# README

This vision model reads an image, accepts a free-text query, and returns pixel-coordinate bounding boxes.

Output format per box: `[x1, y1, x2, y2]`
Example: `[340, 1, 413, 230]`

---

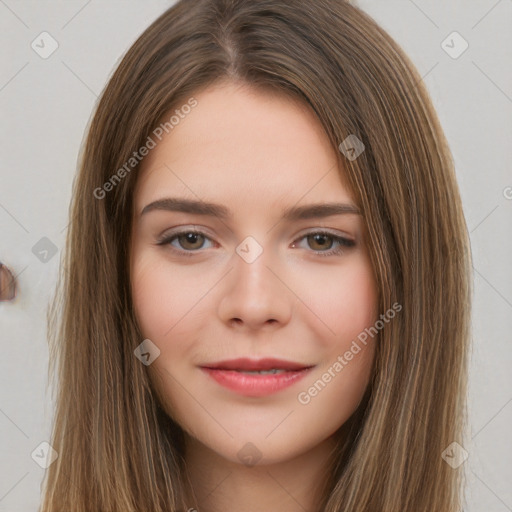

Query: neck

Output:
[182, 433, 339, 512]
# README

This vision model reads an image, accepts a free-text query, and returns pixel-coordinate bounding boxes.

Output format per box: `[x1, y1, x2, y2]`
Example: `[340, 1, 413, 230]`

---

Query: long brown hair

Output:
[41, 0, 472, 510]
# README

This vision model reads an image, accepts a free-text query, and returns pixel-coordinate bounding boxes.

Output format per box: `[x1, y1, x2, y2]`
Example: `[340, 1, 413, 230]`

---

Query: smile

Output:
[199, 358, 314, 397]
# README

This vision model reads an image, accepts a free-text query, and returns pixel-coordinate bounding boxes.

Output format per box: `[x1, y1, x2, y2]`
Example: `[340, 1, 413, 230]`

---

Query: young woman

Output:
[41, 1, 472, 511]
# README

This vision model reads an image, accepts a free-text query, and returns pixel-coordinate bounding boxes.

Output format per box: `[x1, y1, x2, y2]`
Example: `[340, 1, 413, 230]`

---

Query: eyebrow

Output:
[140, 197, 361, 220]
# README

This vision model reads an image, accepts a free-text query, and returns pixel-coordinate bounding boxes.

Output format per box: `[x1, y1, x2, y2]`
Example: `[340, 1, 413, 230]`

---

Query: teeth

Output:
[237, 369, 287, 375]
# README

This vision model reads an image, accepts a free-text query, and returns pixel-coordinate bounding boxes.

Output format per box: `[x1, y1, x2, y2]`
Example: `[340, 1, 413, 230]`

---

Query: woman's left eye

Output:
[156, 230, 355, 257]
[292, 232, 356, 256]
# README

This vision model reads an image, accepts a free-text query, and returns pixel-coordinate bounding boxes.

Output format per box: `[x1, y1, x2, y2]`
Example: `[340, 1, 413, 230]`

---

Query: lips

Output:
[200, 357, 313, 372]
[199, 358, 314, 397]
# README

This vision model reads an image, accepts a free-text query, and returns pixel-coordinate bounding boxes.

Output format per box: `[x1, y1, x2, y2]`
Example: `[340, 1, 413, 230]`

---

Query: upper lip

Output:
[200, 358, 313, 371]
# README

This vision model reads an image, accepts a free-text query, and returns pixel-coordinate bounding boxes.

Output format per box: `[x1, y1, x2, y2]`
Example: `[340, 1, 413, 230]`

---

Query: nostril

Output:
[0, 263, 16, 302]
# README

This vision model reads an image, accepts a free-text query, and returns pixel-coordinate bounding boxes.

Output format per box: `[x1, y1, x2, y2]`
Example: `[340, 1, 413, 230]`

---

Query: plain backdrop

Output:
[0, 1, 511, 510]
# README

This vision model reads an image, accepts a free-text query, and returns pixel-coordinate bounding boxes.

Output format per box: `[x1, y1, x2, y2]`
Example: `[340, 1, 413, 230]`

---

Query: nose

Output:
[217, 243, 293, 331]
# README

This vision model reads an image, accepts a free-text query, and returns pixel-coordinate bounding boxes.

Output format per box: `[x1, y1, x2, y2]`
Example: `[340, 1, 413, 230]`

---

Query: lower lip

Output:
[200, 367, 313, 397]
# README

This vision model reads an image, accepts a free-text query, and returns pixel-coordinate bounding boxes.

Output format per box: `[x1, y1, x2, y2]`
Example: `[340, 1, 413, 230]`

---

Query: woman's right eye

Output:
[156, 230, 215, 255]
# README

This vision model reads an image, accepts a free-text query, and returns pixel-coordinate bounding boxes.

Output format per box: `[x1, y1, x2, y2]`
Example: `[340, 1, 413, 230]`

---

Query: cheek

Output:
[338, 265, 378, 338]
[296, 258, 378, 396]
[130, 251, 213, 384]
[130, 254, 200, 413]
[131, 253, 196, 340]
[131, 258, 168, 337]
[298, 257, 378, 347]
[293, 268, 377, 433]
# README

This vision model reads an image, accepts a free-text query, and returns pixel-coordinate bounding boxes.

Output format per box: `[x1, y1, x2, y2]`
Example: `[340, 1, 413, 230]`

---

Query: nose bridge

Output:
[233, 234, 278, 302]
[236, 239, 272, 292]
[217, 234, 292, 328]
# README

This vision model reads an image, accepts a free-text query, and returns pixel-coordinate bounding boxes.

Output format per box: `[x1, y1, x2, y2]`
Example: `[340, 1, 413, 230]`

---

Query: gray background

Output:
[0, 1, 511, 510]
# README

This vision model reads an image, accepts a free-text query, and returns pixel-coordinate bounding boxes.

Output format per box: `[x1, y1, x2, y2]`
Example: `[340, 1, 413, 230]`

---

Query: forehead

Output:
[133, 81, 355, 210]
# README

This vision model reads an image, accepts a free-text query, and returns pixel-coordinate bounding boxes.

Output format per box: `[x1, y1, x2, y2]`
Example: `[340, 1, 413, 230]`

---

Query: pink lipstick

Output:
[200, 357, 314, 397]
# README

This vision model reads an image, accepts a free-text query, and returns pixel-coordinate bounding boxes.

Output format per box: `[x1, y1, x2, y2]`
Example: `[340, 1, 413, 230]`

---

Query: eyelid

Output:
[157, 225, 215, 241]
[294, 226, 355, 242]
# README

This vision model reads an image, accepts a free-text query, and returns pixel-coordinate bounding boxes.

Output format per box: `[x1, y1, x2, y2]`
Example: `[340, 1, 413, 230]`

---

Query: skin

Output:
[130, 80, 378, 512]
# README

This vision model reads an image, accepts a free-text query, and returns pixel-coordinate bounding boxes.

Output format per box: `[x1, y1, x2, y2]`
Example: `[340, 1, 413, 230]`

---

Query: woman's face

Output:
[130, 80, 378, 465]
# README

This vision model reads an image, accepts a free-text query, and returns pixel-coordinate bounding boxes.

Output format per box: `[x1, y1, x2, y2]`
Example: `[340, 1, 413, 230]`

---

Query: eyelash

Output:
[155, 229, 355, 258]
